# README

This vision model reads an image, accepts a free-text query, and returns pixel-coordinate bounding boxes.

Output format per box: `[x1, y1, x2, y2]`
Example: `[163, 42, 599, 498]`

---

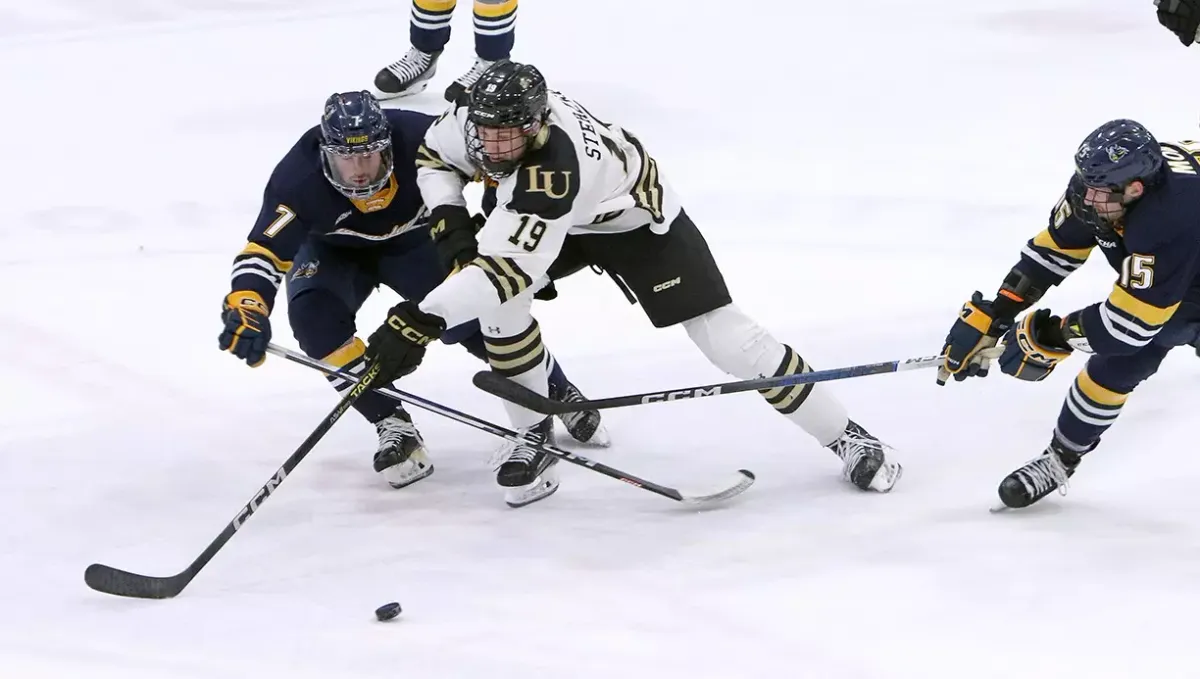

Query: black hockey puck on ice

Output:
[375, 602, 402, 621]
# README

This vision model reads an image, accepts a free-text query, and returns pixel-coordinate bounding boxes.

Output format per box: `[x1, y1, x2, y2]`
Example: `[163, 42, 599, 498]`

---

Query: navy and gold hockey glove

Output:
[365, 300, 446, 383]
[997, 309, 1073, 382]
[428, 205, 479, 274]
[1157, 0, 1200, 46]
[219, 291, 272, 367]
[937, 292, 1013, 385]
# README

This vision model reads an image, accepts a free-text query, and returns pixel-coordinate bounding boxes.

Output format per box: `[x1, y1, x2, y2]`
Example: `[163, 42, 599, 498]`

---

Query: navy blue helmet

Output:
[319, 91, 394, 199]
[1067, 119, 1164, 230]
[1073, 119, 1163, 189]
[466, 61, 549, 178]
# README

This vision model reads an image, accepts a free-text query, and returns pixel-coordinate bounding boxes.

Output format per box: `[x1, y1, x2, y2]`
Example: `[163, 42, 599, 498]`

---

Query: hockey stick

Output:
[267, 344, 755, 507]
[473, 348, 1005, 415]
[83, 361, 384, 600]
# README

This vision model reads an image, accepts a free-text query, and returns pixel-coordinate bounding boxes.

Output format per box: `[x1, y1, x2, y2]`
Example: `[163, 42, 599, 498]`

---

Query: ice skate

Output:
[443, 56, 498, 102]
[997, 438, 1085, 509]
[494, 416, 559, 508]
[373, 47, 441, 100]
[549, 379, 610, 447]
[372, 408, 434, 488]
[826, 420, 902, 492]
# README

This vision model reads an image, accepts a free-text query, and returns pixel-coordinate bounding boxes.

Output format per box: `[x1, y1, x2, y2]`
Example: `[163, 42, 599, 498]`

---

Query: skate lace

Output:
[455, 58, 494, 87]
[1022, 453, 1072, 497]
[385, 48, 433, 81]
[488, 428, 544, 470]
[377, 416, 419, 450]
[829, 430, 887, 481]
[555, 384, 589, 429]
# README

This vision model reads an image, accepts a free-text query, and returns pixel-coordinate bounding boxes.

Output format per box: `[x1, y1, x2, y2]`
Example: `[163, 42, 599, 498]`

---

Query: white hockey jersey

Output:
[414, 90, 682, 328]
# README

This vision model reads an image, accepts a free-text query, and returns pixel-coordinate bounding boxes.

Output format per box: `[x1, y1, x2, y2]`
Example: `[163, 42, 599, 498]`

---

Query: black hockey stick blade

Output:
[84, 563, 192, 600]
[472, 371, 572, 414]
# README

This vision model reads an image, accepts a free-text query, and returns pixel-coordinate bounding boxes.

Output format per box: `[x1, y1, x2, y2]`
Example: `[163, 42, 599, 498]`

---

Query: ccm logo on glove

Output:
[386, 315, 436, 346]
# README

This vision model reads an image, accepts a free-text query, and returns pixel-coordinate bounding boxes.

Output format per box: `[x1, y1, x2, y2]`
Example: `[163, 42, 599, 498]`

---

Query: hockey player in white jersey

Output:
[362, 61, 903, 507]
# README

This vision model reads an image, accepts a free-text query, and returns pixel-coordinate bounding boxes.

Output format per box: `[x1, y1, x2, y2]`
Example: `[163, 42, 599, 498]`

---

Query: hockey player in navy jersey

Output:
[219, 91, 606, 490]
[360, 61, 903, 508]
[938, 119, 1200, 509]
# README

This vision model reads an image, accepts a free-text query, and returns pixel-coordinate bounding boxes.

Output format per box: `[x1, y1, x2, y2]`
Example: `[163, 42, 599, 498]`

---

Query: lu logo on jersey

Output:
[524, 166, 572, 199]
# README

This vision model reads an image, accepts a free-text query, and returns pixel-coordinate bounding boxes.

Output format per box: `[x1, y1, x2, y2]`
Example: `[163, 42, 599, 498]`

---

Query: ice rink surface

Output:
[3, 0, 1200, 676]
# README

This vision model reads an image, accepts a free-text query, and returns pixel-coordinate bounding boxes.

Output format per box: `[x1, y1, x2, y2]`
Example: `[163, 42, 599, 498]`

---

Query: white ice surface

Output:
[3, 0, 1200, 677]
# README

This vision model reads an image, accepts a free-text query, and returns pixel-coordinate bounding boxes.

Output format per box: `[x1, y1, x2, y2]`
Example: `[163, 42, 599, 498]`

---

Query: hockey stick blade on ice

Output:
[268, 344, 755, 506]
[84, 362, 384, 599]
[473, 348, 1004, 415]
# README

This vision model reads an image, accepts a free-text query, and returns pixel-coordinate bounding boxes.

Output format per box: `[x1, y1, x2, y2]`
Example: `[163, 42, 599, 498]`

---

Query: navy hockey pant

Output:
[285, 231, 485, 422]
[1055, 293, 1200, 451]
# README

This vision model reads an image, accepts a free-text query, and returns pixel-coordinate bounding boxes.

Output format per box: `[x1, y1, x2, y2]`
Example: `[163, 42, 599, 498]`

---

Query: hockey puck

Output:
[375, 602, 402, 621]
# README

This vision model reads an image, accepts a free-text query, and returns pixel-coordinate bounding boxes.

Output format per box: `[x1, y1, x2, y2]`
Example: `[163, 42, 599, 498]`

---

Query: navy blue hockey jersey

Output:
[1015, 141, 1200, 355]
[228, 109, 436, 309]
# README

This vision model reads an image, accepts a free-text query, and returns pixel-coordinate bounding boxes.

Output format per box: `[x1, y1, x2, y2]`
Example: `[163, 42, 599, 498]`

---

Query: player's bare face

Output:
[330, 151, 384, 186]
[478, 125, 527, 162]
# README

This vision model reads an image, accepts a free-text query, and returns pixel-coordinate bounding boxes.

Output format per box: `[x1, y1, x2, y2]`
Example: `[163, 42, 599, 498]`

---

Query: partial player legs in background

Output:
[443, 0, 517, 101]
[374, 0, 517, 101]
[374, 0, 451, 99]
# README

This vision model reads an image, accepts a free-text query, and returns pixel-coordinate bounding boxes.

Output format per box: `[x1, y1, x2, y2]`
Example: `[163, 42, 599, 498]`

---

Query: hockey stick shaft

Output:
[267, 344, 754, 505]
[84, 361, 384, 599]
[473, 348, 1002, 415]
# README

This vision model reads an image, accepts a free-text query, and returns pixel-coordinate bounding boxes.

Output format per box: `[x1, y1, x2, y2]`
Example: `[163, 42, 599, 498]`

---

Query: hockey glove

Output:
[936, 291, 1013, 385]
[428, 205, 479, 274]
[997, 309, 1072, 382]
[1157, 0, 1200, 45]
[365, 300, 446, 383]
[219, 291, 272, 367]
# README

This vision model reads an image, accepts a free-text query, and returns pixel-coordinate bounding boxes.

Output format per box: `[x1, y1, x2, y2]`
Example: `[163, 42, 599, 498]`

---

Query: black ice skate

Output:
[826, 420, 902, 492]
[373, 48, 441, 100]
[997, 438, 1086, 509]
[548, 379, 611, 447]
[443, 57, 498, 102]
[372, 408, 434, 489]
[495, 416, 559, 508]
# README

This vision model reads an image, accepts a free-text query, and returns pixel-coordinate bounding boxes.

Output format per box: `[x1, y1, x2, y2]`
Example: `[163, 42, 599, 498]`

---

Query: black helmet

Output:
[466, 61, 549, 178]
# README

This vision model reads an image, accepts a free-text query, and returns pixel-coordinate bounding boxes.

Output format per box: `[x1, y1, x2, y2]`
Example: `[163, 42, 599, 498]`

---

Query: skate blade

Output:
[505, 476, 560, 508]
[373, 79, 431, 101]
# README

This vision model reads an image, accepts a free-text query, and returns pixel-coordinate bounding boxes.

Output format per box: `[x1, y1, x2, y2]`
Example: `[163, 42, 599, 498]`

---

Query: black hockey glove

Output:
[936, 292, 1013, 385]
[1157, 0, 1200, 45]
[219, 291, 272, 367]
[365, 300, 446, 383]
[997, 309, 1073, 382]
[428, 205, 479, 274]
